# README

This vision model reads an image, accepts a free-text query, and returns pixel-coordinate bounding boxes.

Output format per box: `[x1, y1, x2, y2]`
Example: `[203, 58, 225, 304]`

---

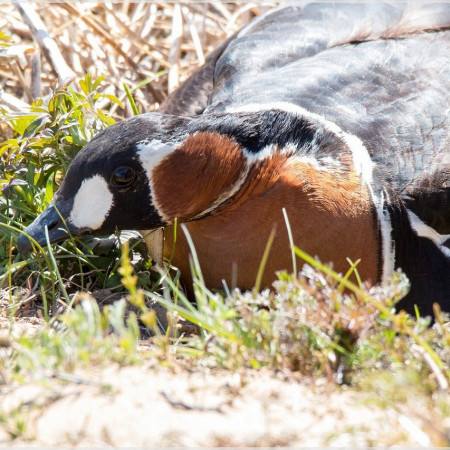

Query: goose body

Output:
[18, 3, 450, 316]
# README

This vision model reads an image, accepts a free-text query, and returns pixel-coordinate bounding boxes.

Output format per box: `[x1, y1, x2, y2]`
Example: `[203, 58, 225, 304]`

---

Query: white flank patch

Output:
[227, 101, 396, 282]
[407, 210, 450, 258]
[137, 139, 176, 223]
[69, 175, 113, 230]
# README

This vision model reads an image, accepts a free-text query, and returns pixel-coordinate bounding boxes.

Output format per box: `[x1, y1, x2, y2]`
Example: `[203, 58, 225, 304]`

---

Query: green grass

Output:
[0, 74, 160, 315]
[0, 74, 449, 444]
[1, 296, 140, 384]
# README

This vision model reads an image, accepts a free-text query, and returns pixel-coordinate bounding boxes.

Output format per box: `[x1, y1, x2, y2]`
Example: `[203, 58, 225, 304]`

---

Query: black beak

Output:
[17, 199, 77, 254]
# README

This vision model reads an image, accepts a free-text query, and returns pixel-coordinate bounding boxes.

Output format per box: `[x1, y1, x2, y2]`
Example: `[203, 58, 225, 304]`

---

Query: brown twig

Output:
[168, 4, 183, 93]
[182, 6, 205, 65]
[10, 59, 32, 102]
[60, 2, 165, 104]
[2, 2, 270, 118]
[411, 344, 449, 391]
[13, 2, 75, 85]
[138, 3, 158, 41]
[29, 49, 41, 99]
[0, 88, 30, 111]
[60, 3, 136, 66]
[160, 391, 224, 413]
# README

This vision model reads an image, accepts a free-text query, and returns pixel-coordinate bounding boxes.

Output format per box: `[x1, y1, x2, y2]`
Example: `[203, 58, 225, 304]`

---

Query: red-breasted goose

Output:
[18, 3, 450, 316]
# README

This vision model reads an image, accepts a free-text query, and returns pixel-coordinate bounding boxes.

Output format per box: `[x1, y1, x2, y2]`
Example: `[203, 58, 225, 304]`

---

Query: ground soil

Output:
[0, 315, 444, 447]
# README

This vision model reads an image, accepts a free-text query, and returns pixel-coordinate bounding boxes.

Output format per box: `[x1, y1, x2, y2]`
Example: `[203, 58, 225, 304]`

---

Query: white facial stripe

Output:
[243, 143, 277, 162]
[227, 101, 396, 283]
[407, 210, 450, 258]
[136, 139, 175, 172]
[69, 175, 113, 230]
[136, 139, 176, 223]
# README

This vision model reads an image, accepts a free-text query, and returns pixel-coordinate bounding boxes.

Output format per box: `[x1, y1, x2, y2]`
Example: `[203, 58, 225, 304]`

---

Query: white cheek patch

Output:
[69, 175, 113, 230]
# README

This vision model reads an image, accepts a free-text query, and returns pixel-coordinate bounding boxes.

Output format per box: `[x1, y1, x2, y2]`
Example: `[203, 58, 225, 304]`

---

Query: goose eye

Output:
[112, 167, 135, 187]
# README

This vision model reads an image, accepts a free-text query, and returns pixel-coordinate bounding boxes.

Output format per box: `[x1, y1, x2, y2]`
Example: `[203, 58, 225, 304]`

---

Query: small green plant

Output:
[0, 401, 33, 441]
[1, 294, 140, 385]
[118, 240, 161, 334]
[136, 225, 449, 391]
[1, 73, 118, 217]
[0, 31, 12, 47]
[0, 74, 134, 314]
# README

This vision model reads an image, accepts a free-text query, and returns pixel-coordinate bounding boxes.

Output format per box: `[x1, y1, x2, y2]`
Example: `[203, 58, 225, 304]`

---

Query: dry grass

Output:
[0, 2, 276, 119]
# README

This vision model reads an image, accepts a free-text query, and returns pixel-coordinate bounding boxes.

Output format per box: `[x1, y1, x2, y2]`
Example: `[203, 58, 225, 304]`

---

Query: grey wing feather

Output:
[206, 3, 450, 236]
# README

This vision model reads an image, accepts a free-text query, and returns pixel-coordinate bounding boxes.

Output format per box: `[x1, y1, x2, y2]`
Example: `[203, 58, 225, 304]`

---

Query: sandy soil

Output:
[0, 362, 426, 448]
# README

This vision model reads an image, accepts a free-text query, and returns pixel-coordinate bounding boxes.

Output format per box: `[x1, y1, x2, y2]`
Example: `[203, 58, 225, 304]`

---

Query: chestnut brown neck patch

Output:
[151, 132, 247, 221]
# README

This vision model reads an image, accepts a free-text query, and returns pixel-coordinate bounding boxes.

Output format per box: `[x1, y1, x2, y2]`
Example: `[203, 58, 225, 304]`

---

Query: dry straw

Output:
[0, 2, 276, 120]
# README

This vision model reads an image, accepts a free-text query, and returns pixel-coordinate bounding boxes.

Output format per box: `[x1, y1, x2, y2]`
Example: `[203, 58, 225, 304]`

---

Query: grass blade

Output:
[293, 245, 447, 373]
[254, 226, 276, 294]
[282, 207, 297, 276]
[123, 82, 139, 116]
[44, 225, 71, 308]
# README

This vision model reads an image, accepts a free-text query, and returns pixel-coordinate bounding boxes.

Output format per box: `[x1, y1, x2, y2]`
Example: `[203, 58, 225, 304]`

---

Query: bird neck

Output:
[150, 109, 320, 223]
